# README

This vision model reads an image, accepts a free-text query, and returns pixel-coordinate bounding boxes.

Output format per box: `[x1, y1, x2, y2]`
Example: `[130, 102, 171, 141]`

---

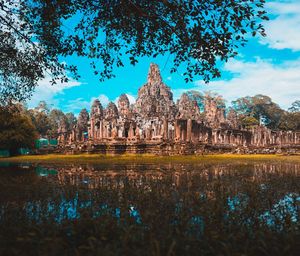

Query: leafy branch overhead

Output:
[0, 0, 268, 103]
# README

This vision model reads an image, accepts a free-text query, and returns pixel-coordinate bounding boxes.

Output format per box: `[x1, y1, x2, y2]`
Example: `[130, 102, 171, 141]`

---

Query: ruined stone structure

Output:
[58, 63, 300, 155]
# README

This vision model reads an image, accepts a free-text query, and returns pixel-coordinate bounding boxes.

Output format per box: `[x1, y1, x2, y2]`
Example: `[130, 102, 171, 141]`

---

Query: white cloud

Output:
[126, 94, 136, 105]
[174, 58, 300, 109]
[64, 98, 91, 113]
[96, 94, 110, 106]
[261, 0, 300, 51]
[28, 75, 82, 108]
[65, 94, 110, 113]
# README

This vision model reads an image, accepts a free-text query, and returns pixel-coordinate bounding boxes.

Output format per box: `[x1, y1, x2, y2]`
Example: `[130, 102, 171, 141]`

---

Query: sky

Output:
[28, 0, 300, 114]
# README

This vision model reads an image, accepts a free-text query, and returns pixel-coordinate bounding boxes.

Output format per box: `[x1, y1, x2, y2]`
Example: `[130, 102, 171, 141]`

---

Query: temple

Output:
[58, 63, 300, 154]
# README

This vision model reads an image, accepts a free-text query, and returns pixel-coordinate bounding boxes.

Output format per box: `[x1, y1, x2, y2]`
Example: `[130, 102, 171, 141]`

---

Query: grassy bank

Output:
[1, 153, 300, 164]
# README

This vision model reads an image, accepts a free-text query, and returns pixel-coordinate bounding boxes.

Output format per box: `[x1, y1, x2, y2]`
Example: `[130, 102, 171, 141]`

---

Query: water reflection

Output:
[260, 193, 299, 227]
[0, 161, 299, 232]
[35, 166, 58, 177]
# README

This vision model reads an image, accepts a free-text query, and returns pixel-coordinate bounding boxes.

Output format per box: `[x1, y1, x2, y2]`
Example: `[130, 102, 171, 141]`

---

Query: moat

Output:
[0, 159, 299, 255]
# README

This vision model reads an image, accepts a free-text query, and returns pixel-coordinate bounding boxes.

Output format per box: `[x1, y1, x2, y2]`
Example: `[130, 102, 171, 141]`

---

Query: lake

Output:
[0, 159, 299, 255]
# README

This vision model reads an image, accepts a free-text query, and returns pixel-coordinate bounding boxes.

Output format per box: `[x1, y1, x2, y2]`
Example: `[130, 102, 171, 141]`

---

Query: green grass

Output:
[1, 153, 300, 164]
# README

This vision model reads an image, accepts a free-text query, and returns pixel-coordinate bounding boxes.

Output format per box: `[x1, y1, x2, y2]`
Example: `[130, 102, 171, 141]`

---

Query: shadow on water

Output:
[0, 160, 299, 255]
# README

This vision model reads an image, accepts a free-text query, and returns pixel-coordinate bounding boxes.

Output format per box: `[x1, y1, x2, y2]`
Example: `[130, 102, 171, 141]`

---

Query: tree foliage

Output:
[0, 0, 268, 103]
[278, 112, 300, 131]
[27, 109, 51, 137]
[0, 106, 37, 154]
[241, 116, 259, 128]
[231, 96, 300, 131]
[48, 109, 69, 138]
[288, 100, 300, 113]
[26, 102, 78, 138]
[34, 100, 50, 114]
[77, 108, 89, 133]
[232, 95, 284, 129]
[278, 100, 300, 131]
[65, 112, 77, 130]
[0, 0, 76, 104]
[186, 90, 225, 112]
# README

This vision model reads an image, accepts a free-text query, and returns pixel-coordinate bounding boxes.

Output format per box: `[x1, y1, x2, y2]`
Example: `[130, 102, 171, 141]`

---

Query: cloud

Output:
[28, 75, 82, 108]
[64, 98, 91, 113]
[125, 94, 136, 105]
[65, 94, 110, 113]
[96, 94, 110, 106]
[174, 58, 300, 109]
[261, 0, 300, 51]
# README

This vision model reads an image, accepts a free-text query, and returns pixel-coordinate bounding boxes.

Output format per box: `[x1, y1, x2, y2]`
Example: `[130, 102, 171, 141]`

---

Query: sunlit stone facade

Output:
[59, 63, 300, 154]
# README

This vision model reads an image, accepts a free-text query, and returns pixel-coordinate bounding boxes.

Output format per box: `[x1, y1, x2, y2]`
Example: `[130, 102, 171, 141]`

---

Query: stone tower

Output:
[204, 96, 225, 127]
[89, 99, 104, 140]
[118, 94, 130, 118]
[135, 63, 177, 119]
[105, 102, 119, 120]
[91, 99, 103, 118]
[177, 93, 202, 120]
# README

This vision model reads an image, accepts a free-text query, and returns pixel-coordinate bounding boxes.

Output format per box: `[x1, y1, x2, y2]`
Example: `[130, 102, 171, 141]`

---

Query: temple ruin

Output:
[58, 63, 300, 155]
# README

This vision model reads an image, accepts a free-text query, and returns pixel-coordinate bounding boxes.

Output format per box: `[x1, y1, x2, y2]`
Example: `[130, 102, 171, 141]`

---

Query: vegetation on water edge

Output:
[1, 153, 300, 164]
[0, 162, 299, 256]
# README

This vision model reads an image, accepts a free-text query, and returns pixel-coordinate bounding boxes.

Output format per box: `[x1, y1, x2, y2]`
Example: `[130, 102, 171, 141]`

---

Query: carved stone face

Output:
[118, 94, 130, 117]
[134, 63, 177, 119]
[147, 63, 162, 86]
[178, 93, 201, 120]
[105, 102, 119, 119]
[91, 99, 103, 118]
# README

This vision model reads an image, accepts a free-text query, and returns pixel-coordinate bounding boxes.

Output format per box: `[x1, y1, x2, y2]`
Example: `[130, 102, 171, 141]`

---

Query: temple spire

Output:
[147, 63, 162, 85]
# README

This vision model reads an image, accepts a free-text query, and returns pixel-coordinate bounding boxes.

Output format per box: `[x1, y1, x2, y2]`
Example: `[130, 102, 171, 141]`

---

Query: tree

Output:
[278, 101, 300, 131]
[186, 90, 205, 112]
[65, 112, 77, 131]
[0, 0, 75, 105]
[0, 0, 268, 103]
[278, 112, 300, 131]
[0, 106, 37, 155]
[186, 90, 226, 110]
[27, 109, 51, 137]
[288, 100, 300, 113]
[34, 101, 50, 114]
[232, 95, 284, 129]
[240, 116, 259, 129]
[231, 96, 253, 116]
[48, 109, 68, 138]
[204, 91, 226, 108]
[77, 108, 89, 140]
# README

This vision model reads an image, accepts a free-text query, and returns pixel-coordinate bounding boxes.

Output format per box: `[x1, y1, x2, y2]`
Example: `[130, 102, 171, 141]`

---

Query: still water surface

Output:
[0, 160, 300, 255]
[0, 160, 299, 230]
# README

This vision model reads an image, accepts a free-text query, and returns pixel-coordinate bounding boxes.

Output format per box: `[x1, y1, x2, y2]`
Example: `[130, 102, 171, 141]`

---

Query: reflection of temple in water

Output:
[44, 163, 300, 194]
[57, 64, 300, 155]
[1, 163, 298, 234]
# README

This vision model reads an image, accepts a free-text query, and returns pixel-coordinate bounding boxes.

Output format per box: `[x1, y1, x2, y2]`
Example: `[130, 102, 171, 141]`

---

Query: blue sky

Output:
[28, 0, 300, 114]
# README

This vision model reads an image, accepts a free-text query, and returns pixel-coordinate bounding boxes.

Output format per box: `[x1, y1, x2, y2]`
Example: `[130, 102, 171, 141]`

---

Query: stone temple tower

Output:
[118, 94, 130, 118]
[89, 99, 103, 140]
[134, 63, 177, 119]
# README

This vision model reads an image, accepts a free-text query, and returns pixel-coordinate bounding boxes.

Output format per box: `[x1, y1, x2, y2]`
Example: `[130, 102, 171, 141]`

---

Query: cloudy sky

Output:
[28, 0, 300, 114]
